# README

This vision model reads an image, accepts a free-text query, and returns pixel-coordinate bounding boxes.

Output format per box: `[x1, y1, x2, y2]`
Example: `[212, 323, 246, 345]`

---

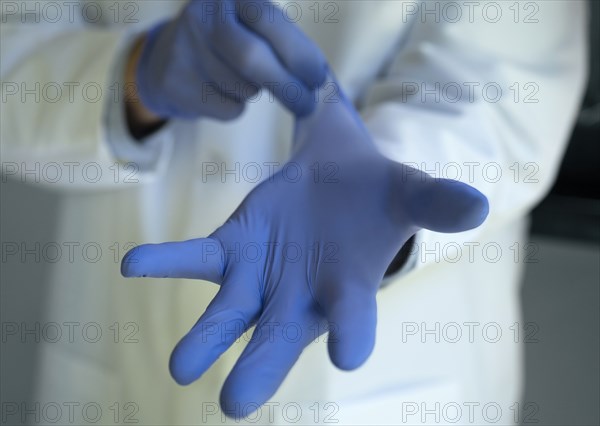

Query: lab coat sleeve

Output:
[0, 13, 173, 191]
[364, 0, 588, 277]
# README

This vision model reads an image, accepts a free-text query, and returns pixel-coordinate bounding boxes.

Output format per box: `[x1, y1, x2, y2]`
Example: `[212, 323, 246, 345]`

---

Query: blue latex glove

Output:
[121, 77, 489, 418]
[136, 0, 327, 119]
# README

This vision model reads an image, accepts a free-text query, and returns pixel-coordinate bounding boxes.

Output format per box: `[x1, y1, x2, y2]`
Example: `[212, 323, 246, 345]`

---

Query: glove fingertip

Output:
[404, 175, 491, 233]
[328, 337, 375, 371]
[219, 382, 260, 420]
[169, 347, 196, 386]
[324, 290, 377, 371]
[120, 246, 143, 277]
[467, 189, 490, 228]
[444, 182, 490, 231]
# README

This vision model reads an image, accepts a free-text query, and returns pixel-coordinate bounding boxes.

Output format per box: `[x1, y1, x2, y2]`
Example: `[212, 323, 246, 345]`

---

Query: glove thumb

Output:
[399, 167, 490, 233]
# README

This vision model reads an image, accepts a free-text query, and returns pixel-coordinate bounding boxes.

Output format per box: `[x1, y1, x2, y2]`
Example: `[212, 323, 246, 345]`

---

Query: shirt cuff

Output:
[380, 232, 422, 288]
[102, 29, 174, 173]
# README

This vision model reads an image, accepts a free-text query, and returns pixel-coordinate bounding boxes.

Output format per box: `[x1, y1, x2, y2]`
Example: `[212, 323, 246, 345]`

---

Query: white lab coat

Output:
[0, 1, 587, 425]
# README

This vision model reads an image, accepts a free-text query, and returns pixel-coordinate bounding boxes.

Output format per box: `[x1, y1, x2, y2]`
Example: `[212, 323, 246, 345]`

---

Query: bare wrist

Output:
[125, 35, 166, 140]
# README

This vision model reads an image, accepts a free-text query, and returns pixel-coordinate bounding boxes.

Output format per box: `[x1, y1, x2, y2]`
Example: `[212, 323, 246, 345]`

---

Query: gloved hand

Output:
[135, 0, 327, 120]
[121, 76, 489, 418]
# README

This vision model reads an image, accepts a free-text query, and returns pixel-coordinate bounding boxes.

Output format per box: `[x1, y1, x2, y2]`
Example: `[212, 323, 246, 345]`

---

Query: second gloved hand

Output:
[121, 76, 489, 418]
[135, 0, 327, 120]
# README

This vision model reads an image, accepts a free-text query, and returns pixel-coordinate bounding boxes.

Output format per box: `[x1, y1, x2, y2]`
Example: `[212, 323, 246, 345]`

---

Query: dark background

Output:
[521, 2, 600, 424]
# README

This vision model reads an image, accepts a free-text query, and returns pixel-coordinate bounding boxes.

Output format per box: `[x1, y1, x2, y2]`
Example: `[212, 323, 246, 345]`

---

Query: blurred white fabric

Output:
[0, 1, 587, 424]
